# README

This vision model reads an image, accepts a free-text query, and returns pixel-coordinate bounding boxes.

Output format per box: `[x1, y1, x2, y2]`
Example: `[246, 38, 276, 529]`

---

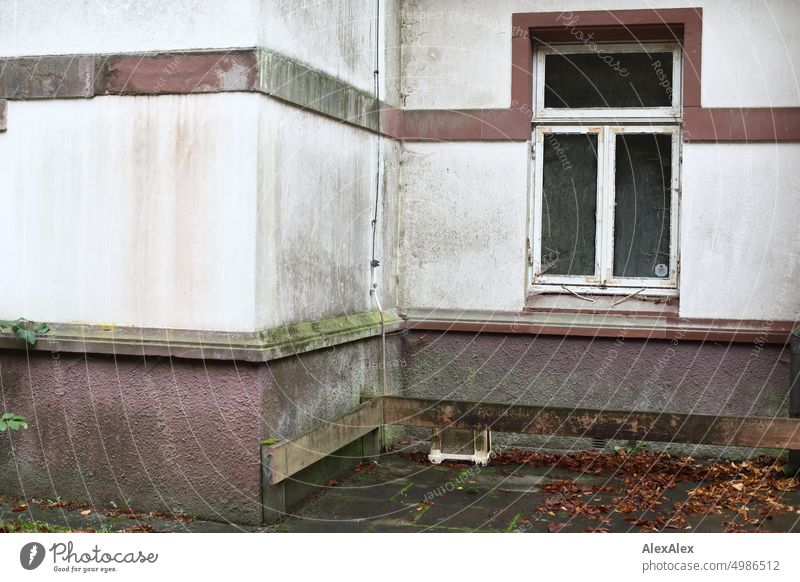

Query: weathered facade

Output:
[0, 1, 798, 524]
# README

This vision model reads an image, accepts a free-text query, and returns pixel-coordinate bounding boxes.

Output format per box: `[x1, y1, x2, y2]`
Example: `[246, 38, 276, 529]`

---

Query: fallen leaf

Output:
[80, 509, 92, 516]
[775, 478, 799, 492]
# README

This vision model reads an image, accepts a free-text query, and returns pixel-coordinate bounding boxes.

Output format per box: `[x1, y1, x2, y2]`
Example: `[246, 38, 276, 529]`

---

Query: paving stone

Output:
[303, 495, 419, 523]
[4, 448, 799, 533]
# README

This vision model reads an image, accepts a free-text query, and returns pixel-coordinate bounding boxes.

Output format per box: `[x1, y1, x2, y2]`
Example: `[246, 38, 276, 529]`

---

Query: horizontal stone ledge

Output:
[0, 48, 393, 136]
[0, 49, 257, 99]
[0, 307, 790, 360]
[257, 49, 381, 133]
[2, 48, 796, 142]
[401, 308, 794, 345]
[0, 309, 403, 363]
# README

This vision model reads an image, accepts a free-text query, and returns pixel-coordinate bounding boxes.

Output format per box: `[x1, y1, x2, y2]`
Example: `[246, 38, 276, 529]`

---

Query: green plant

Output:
[0, 317, 48, 432]
[0, 413, 28, 431]
[0, 518, 110, 533]
[0, 318, 49, 345]
[110, 497, 133, 511]
[614, 440, 649, 455]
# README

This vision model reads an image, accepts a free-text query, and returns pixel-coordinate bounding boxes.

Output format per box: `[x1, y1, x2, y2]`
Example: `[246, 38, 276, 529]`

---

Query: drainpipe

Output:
[787, 327, 800, 476]
[369, 0, 389, 450]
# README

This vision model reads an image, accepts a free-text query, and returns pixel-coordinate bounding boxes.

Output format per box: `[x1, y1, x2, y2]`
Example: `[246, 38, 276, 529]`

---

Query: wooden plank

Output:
[263, 398, 383, 485]
[382, 396, 800, 450]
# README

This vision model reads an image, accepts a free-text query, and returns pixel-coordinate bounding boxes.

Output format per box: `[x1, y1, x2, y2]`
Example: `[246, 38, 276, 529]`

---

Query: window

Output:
[530, 43, 681, 297]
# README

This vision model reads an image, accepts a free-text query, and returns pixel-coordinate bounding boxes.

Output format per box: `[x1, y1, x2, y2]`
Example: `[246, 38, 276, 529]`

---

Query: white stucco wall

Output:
[0, 94, 259, 331]
[0, 0, 403, 105]
[396, 0, 800, 322]
[1, 2, 795, 330]
[256, 98, 394, 329]
[397, 141, 800, 321]
[680, 143, 800, 321]
[0, 0, 259, 56]
[401, 0, 800, 109]
[260, 0, 402, 102]
[398, 142, 529, 312]
[0, 1, 403, 332]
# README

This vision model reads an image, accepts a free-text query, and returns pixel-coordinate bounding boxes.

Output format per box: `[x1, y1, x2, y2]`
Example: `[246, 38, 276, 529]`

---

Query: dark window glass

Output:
[613, 133, 672, 278]
[544, 52, 673, 108]
[541, 133, 598, 276]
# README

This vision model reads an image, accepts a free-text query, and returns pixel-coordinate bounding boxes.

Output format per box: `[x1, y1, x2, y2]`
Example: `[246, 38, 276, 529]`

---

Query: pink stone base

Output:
[0, 350, 264, 525]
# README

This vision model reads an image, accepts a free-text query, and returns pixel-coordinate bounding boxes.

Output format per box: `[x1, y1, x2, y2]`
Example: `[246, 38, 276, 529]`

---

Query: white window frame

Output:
[531, 125, 680, 297]
[534, 42, 682, 121]
[530, 42, 682, 298]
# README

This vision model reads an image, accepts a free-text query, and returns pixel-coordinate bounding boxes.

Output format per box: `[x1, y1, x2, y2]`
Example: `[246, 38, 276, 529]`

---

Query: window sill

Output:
[524, 290, 679, 318]
[402, 307, 792, 344]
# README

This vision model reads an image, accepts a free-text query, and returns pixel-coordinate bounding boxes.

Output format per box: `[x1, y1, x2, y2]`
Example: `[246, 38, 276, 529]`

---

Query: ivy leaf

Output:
[14, 327, 38, 345]
[2, 318, 48, 345]
[0, 413, 28, 431]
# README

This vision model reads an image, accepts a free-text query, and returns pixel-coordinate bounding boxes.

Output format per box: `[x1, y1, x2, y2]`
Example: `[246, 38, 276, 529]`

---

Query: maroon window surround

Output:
[401, 8, 800, 142]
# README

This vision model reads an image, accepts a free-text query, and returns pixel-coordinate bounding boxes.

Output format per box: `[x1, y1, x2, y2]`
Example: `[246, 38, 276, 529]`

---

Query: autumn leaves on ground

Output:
[421, 448, 800, 533]
[1, 447, 799, 533]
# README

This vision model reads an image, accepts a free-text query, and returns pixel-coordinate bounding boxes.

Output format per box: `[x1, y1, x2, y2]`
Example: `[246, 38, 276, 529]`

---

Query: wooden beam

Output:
[382, 396, 800, 450]
[263, 398, 383, 485]
[265, 395, 800, 487]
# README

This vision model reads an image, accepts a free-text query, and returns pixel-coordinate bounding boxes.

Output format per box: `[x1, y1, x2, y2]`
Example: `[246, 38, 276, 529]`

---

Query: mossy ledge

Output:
[0, 309, 403, 363]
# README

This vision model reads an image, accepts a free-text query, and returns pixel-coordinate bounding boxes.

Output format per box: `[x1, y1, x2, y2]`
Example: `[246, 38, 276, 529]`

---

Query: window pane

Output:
[544, 52, 673, 108]
[613, 133, 673, 279]
[541, 133, 598, 276]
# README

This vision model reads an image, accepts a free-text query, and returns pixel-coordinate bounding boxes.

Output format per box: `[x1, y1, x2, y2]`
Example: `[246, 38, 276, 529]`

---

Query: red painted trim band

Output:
[1, 19, 798, 143]
[405, 318, 794, 345]
[683, 107, 800, 142]
[397, 7, 798, 142]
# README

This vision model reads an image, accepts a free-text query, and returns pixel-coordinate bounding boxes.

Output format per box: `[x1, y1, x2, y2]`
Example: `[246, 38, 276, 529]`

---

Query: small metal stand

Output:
[429, 428, 492, 466]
